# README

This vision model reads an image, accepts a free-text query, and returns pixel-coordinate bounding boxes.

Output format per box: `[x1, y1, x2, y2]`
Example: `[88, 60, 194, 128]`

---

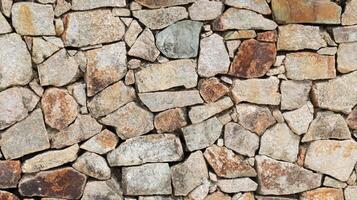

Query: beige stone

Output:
[225, 0, 270, 15]
[337, 42, 357, 73]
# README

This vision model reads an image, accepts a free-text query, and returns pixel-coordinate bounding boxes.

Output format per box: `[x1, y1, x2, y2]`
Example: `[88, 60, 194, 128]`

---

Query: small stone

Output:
[189, 97, 233, 124]
[231, 77, 281, 105]
[133, 7, 187, 30]
[224, 0, 271, 15]
[171, 151, 208, 196]
[323, 176, 347, 188]
[205, 191, 231, 200]
[337, 42, 357, 73]
[0, 13, 11, 34]
[198, 33, 230, 77]
[229, 39, 276, 78]
[113, 8, 131, 16]
[274, 55, 285, 66]
[11, 2, 55, 35]
[82, 179, 123, 200]
[204, 145, 256, 178]
[224, 30, 256, 40]
[80, 129, 118, 155]
[38, 49, 80, 87]
[54, 0, 71, 17]
[277, 24, 326, 51]
[266, 65, 285, 76]
[125, 70, 135, 85]
[226, 40, 241, 58]
[125, 20, 142, 47]
[318, 47, 337, 55]
[186, 178, 210, 200]
[136, 59, 197, 92]
[42, 88, 78, 130]
[256, 155, 322, 195]
[122, 163, 172, 195]
[285, 52, 335, 80]
[199, 78, 229, 103]
[22, 144, 79, 173]
[347, 107, 357, 130]
[283, 102, 314, 135]
[188, 0, 223, 21]
[32, 37, 60, 64]
[107, 134, 183, 166]
[62, 10, 125, 47]
[156, 20, 202, 59]
[88, 81, 136, 118]
[19, 167, 86, 199]
[305, 140, 357, 181]
[0, 191, 19, 200]
[300, 187, 344, 200]
[0, 109, 50, 159]
[345, 186, 357, 200]
[212, 8, 277, 31]
[333, 25, 357, 43]
[302, 111, 350, 142]
[342, 0, 357, 25]
[271, 0, 341, 24]
[154, 108, 187, 133]
[134, 0, 194, 8]
[73, 152, 111, 180]
[217, 178, 258, 193]
[139, 90, 203, 112]
[0, 33, 32, 90]
[281, 80, 312, 110]
[257, 31, 277, 43]
[181, 117, 223, 151]
[72, 0, 126, 10]
[100, 102, 154, 140]
[0, 0, 12, 17]
[0, 160, 21, 188]
[224, 122, 260, 157]
[85, 42, 127, 96]
[68, 82, 86, 107]
[128, 28, 160, 62]
[312, 71, 357, 113]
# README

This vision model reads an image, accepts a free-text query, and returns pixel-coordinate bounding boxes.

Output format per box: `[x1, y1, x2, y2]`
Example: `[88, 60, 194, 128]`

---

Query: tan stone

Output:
[72, 152, 111, 180]
[280, 80, 312, 110]
[333, 25, 357, 43]
[300, 188, 344, 200]
[72, 0, 126, 10]
[154, 108, 187, 133]
[0, 191, 19, 200]
[347, 107, 357, 130]
[188, 0, 223, 21]
[80, 129, 118, 155]
[128, 28, 160, 62]
[199, 77, 229, 103]
[283, 102, 314, 135]
[225, 0, 271, 15]
[337, 42, 357, 73]
[204, 191, 231, 200]
[342, 0, 357, 25]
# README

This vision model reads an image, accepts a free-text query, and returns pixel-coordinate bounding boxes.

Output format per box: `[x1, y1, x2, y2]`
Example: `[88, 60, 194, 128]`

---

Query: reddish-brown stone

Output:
[229, 39, 276, 78]
[19, 167, 87, 199]
[300, 187, 344, 200]
[0, 160, 21, 188]
[199, 77, 229, 103]
[347, 107, 357, 130]
[154, 108, 187, 133]
[257, 31, 277, 42]
[204, 191, 231, 200]
[0, 191, 20, 200]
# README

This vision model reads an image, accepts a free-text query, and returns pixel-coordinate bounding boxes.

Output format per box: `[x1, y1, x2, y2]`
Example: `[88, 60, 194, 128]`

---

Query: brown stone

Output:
[199, 77, 229, 103]
[0, 160, 21, 188]
[348, 107, 357, 130]
[154, 108, 187, 133]
[204, 191, 231, 200]
[229, 39, 276, 78]
[19, 167, 87, 199]
[0, 191, 19, 200]
[300, 188, 344, 200]
[257, 31, 277, 43]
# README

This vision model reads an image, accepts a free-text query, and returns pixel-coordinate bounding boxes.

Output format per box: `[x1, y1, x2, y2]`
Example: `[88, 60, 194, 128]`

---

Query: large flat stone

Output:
[72, 0, 126, 10]
[217, 178, 258, 193]
[225, 0, 271, 15]
[333, 25, 357, 43]
[188, 0, 223, 21]
[280, 80, 312, 110]
[342, 0, 357, 25]
[73, 152, 111, 180]
[134, 0, 194, 8]
[283, 102, 314, 135]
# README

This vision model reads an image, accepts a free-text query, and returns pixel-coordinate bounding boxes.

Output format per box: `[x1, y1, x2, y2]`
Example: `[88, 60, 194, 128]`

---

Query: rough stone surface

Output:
[72, 0, 126, 10]
[189, 0, 223, 21]
[345, 186, 357, 200]
[300, 188, 344, 200]
[342, 0, 357, 25]
[205, 191, 231, 200]
[217, 178, 258, 193]
[0, 13, 11, 34]
[154, 108, 187, 133]
[283, 102, 314, 135]
[73, 152, 111, 180]
[134, 0, 194, 8]
[0, 160, 21, 188]
[225, 0, 271, 15]
[337, 42, 357, 73]
[0, 191, 19, 200]
[128, 28, 160, 62]
[31, 37, 60, 64]
[333, 25, 357, 43]
[280, 80, 312, 110]
[347, 107, 357, 130]
[199, 78, 229, 103]
[81, 179, 123, 200]
[80, 129, 118, 155]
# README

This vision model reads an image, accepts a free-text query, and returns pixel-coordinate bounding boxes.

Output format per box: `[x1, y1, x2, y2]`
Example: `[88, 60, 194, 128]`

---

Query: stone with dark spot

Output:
[134, 0, 194, 8]
[199, 77, 229, 103]
[347, 107, 357, 130]
[229, 39, 276, 78]
[18, 167, 87, 199]
[0, 191, 20, 200]
[0, 160, 21, 188]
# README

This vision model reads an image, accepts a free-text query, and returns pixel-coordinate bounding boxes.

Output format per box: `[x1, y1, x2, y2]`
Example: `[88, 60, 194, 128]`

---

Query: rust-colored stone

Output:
[300, 187, 344, 200]
[347, 107, 357, 130]
[229, 39, 276, 78]
[204, 191, 231, 200]
[154, 108, 187, 133]
[199, 77, 229, 103]
[19, 167, 86, 199]
[0, 191, 19, 200]
[257, 31, 277, 42]
[0, 160, 21, 188]
[296, 144, 308, 167]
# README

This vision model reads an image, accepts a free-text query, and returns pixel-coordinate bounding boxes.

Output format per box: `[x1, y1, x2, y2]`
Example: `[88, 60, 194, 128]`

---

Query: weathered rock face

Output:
[337, 42, 357, 73]
[188, 0, 223, 21]
[18, 167, 87, 199]
[0, 12, 11, 33]
[342, 0, 357, 25]
[347, 107, 357, 130]
[128, 28, 160, 62]
[333, 25, 357, 43]
[280, 80, 311, 110]
[225, 0, 271, 15]
[73, 152, 111, 180]
[72, 0, 126, 10]
[80, 129, 118, 155]
[81, 179, 123, 200]
[205, 191, 231, 200]
[283, 102, 314, 135]
[300, 187, 344, 200]
[0, 191, 19, 200]
[134, 0, 195, 8]
[217, 178, 258, 193]
[154, 108, 187, 133]
[199, 78, 229, 103]
[0, 160, 21, 188]
[229, 39, 276, 78]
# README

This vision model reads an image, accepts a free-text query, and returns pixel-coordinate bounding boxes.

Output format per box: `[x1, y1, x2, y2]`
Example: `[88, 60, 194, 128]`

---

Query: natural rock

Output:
[139, 90, 203, 112]
[0, 160, 21, 188]
[257, 31, 277, 43]
[198, 34, 230, 77]
[122, 163, 172, 195]
[128, 28, 160, 62]
[31, 37, 60, 64]
[256, 155, 322, 195]
[134, 0, 194, 8]
[0, 0, 12, 17]
[22, 144, 79, 173]
[0, 191, 19, 200]
[62, 10, 125, 47]
[199, 78, 229, 103]
[300, 187, 344, 200]
[181, 117, 223, 151]
[188, 0, 223, 21]
[73, 152, 111, 180]
[345, 186, 357, 200]
[72, 0, 126, 10]
[318, 47, 337, 55]
[217, 178, 257, 193]
[285, 52, 335, 80]
[0, 13, 11, 34]
[324, 176, 347, 188]
[229, 39, 276, 78]
[212, 8, 277, 31]
[85, 42, 127, 96]
[125, 20, 142, 47]
[280, 80, 312, 110]
[225, 30, 256, 40]
[107, 134, 183, 166]
[81, 179, 123, 200]
[333, 25, 357, 43]
[342, 0, 357, 25]
[171, 151, 208, 196]
[283, 102, 314, 135]
[225, 0, 270, 15]
[100, 102, 154, 139]
[256, 197, 296, 200]
[154, 108, 187, 133]
[337, 42, 357, 73]
[226, 40, 241, 58]
[347, 107, 357, 130]
[0, 33, 32, 90]
[231, 77, 281, 105]
[19, 167, 86, 199]
[0, 109, 50, 159]
[205, 191, 231, 200]
[136, 59, 197, 92]
[80, 129, 118, 155]
[156, 20, 202, 59]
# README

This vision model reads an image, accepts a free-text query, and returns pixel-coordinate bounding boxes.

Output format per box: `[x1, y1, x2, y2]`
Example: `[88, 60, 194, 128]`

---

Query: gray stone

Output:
[224, 0, 271, 15]
[323, 176, 347, 189]
[156, 20, 202, 59]
[217, 178, 258, 193]
[0, 13, 11, 34]
[32, 37, 60, 64]
[337, 42, 357, 73]
[125, 20, 142, 47]
[72, 0, 126, 10]
[80, 129, 118, 155]
[333, 25, 357, 43]
[81, 179, 123, 200]
[318, 47, 337, 55]
[283, 102, 314, 135]
[128, 28, 160, 62]
[134, 0, 194, 8]
[0, 0, 12, 17]
[281, 80, 312, 110]
[188, 0, 223, 21]
[73, 152, 111, 180]
[345, 186, 357, 200]
[107, 134, 183, 166]
[342, 0, 357, 25]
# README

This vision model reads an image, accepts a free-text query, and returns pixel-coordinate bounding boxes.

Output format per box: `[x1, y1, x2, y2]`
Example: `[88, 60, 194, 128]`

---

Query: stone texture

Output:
[257, 31, 277, 43]
[19, 167, 86, 199]
[62, 10, 125, 47]
[11, 2, 55, 35]
[31, 37, 60, 64]
[345, 186, 357, 200]
[300, 188, 344, 200]
[171, 151, 208, 196]
[198, 34, 230, 77]
[337, 42, 357, 73]
[154, 108, 187, 133]
[156, 20, 202, 59]
[128, 28, 160, 62]
[80, 129, 118, 155]
[205, 191, 231, 200]
[85, 42, 127, 96]
[347, 107, 357, 130]
[122, 163, 172, 195]
[22, 144, 79, 173]
[181, 117, 223, 151]
[81, 179, 123, 200]
[271, 0, 341, 24]
[73, 152, 111, 180]
[136, 59, 197, 92]
[277, 24, 326, 51]
[231, 77, 280, 105]
[133, 7, 187, 30]
[256, 155, 322, 195]
[0, 160, 21, 188]
[0, 0, 12, 17]
[213, 8, 277, 31]
[0, 191, 19, 200]
[0, 109, 50, 159]
[0, 33, 32, 90]
[139, 90, 203, 112]
[229, 39, 276, 78]
[217, 178, 258, 193]
[72, 0, 126, 10]
[125, 20, 142, 47]
[0, 13, 11, 34]
[199, 78, 229, 103]
[225, 0, 270, 15]
[134, 0, 194, 8]
[188, 0, 223, 21]
[283, 102, 314, 135]
[333, 25, 357, 43]
[342, 0, 357, 25]
[285, 52, 335, 80]
[100, 102, 154, 140]
[280, 80, 312, 110]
